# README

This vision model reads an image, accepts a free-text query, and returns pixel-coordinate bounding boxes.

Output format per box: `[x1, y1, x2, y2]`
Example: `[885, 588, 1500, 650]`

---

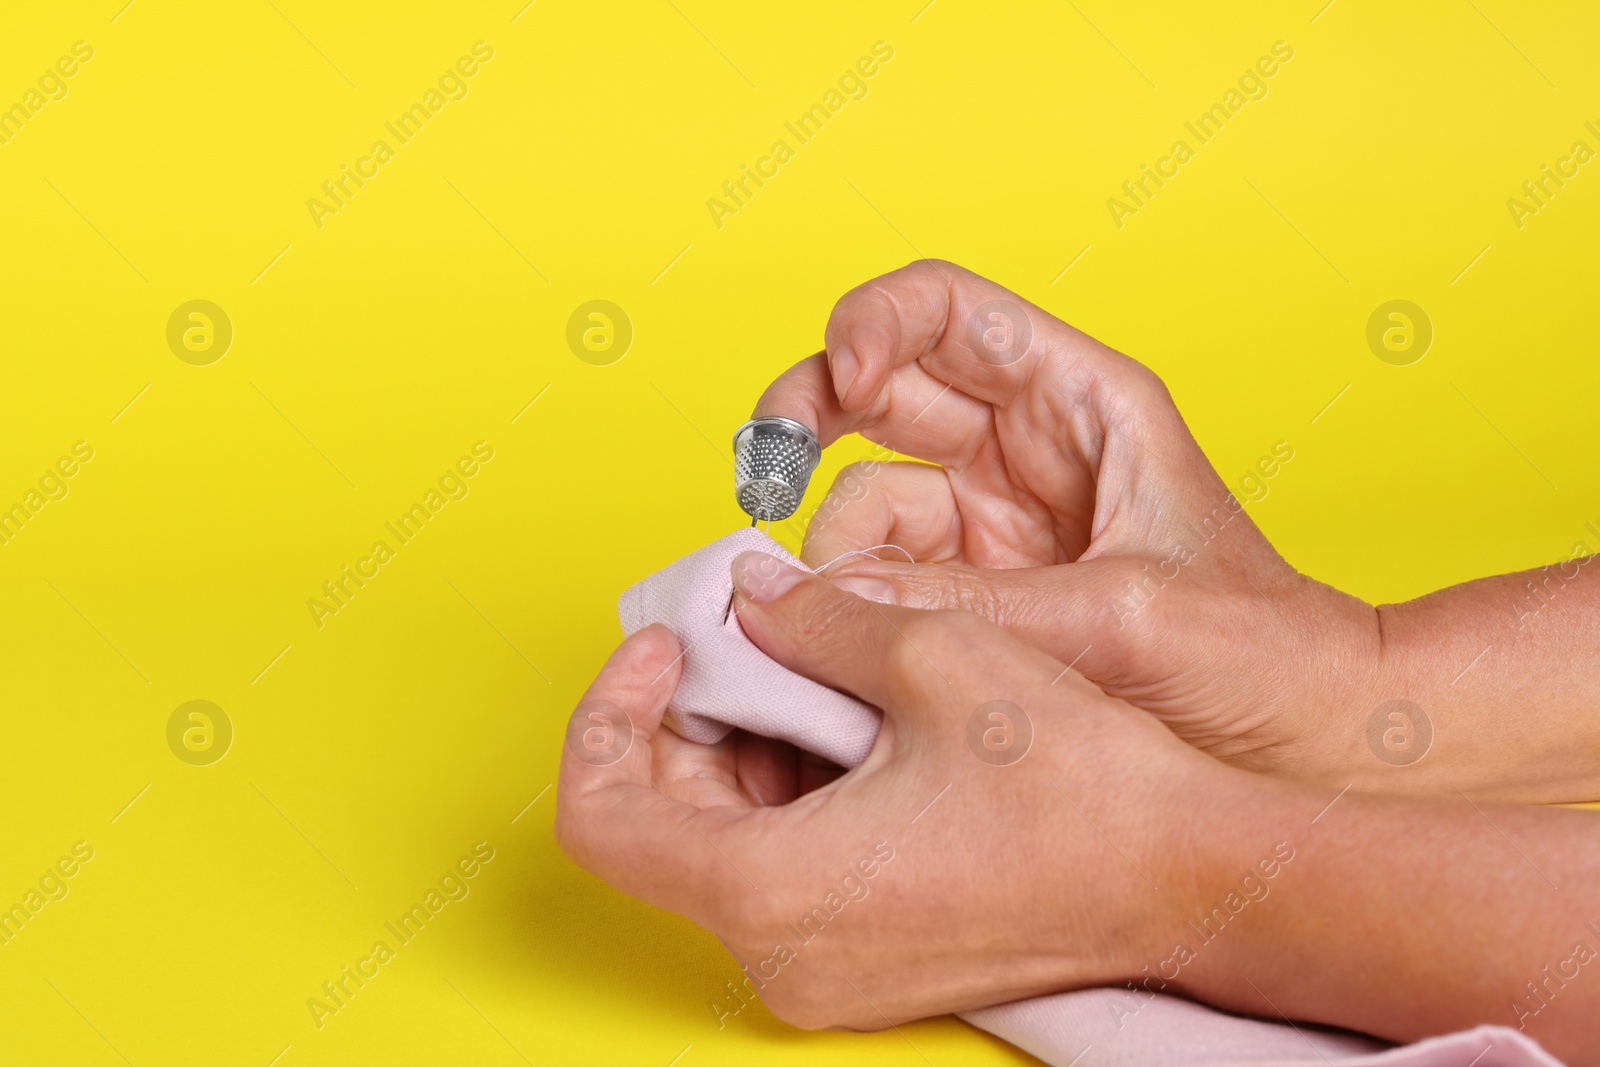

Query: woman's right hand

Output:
[754, 259, 1383, 782]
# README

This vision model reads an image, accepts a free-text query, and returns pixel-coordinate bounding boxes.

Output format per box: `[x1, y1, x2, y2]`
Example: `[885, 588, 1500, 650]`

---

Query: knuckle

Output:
[884, 609, 965, 684]
[943, 568, 1004, 620]
[884, 625, 930, 686]
[1090, 560, 1166, 648]
[1121, 356, 1178, 412]
[836, 279, 901, 327]
[927, 610, 1017, 687]
[907, 256, 956, 276]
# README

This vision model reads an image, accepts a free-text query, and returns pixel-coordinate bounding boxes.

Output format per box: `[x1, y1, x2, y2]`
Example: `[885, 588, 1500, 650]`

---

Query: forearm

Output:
[1315, 563, 1600, 802]
[1175, 770, 1600, 1063]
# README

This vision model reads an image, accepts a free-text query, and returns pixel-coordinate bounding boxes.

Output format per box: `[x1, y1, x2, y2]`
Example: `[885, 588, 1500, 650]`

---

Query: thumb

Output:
[555, 625, 761, 923]
[730, 549, 913, 714]
[558, 623, 682, 801]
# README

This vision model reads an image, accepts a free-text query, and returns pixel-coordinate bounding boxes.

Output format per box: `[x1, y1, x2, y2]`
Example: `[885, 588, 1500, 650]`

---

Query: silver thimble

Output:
[733, 416, 821, 522]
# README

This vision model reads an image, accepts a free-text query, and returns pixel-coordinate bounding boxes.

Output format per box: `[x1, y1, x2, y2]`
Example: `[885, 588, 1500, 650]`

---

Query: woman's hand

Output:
[555, 552, 1240, 1028]
[755, 259, 1381, 780]
[757, 260, 1600, 804]
[556, 550, 1600, 1060]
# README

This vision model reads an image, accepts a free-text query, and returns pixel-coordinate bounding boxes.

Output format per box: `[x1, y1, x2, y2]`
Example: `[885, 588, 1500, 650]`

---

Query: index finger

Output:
[751, 260, 1081, 463]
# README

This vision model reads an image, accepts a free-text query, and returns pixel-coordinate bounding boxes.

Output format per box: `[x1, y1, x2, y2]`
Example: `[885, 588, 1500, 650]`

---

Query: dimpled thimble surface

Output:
[732, 416, 821, 522]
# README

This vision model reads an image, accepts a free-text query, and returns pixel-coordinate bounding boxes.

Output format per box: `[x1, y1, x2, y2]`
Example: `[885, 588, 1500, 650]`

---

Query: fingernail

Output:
[833, 575, 896, 604]
[832, 345, 859, 405]
[732, 551, 806, 602]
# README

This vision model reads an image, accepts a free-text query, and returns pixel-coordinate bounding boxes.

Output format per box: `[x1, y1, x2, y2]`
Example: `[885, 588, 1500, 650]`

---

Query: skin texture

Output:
[755, 259, 1600, 803]
[557, 564, 1225, 1028]
[555, 261, 1600, 1060]
[749, 260, 1380, 779]
[556, 558, 1600, 1062]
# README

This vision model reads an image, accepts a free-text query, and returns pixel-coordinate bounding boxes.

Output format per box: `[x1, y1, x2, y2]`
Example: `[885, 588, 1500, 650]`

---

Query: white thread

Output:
[813, 543, 915, 574]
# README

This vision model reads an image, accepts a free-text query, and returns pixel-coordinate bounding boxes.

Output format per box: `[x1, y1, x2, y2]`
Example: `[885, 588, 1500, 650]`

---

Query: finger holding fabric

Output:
[559, 556, 1600, 1060]
[566, 550, 1244, 1029]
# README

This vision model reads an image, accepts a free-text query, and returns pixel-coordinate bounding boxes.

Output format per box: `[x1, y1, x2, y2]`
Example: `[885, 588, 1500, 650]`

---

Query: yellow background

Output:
[2, 1, 1596, 1063]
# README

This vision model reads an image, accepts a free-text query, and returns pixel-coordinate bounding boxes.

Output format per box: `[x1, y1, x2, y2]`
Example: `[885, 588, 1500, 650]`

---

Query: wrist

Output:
[1138, 764, 1329, 1007]
[1246, 578, 1390, 790]
[1354, 588, 1600, 802]
[1096, 750, 1302, 994]
[1266, 591, 1487, 799]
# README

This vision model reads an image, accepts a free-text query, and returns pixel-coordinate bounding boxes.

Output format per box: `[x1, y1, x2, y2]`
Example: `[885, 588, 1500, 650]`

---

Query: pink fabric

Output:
[961, 996, 1561, 1067]
[617, 529, 1565, 1067]
[619, 527, 881, 768]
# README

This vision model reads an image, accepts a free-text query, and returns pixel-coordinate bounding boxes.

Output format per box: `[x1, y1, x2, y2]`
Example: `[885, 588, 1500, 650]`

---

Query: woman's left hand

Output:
[555, 549, 1246, 1028]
